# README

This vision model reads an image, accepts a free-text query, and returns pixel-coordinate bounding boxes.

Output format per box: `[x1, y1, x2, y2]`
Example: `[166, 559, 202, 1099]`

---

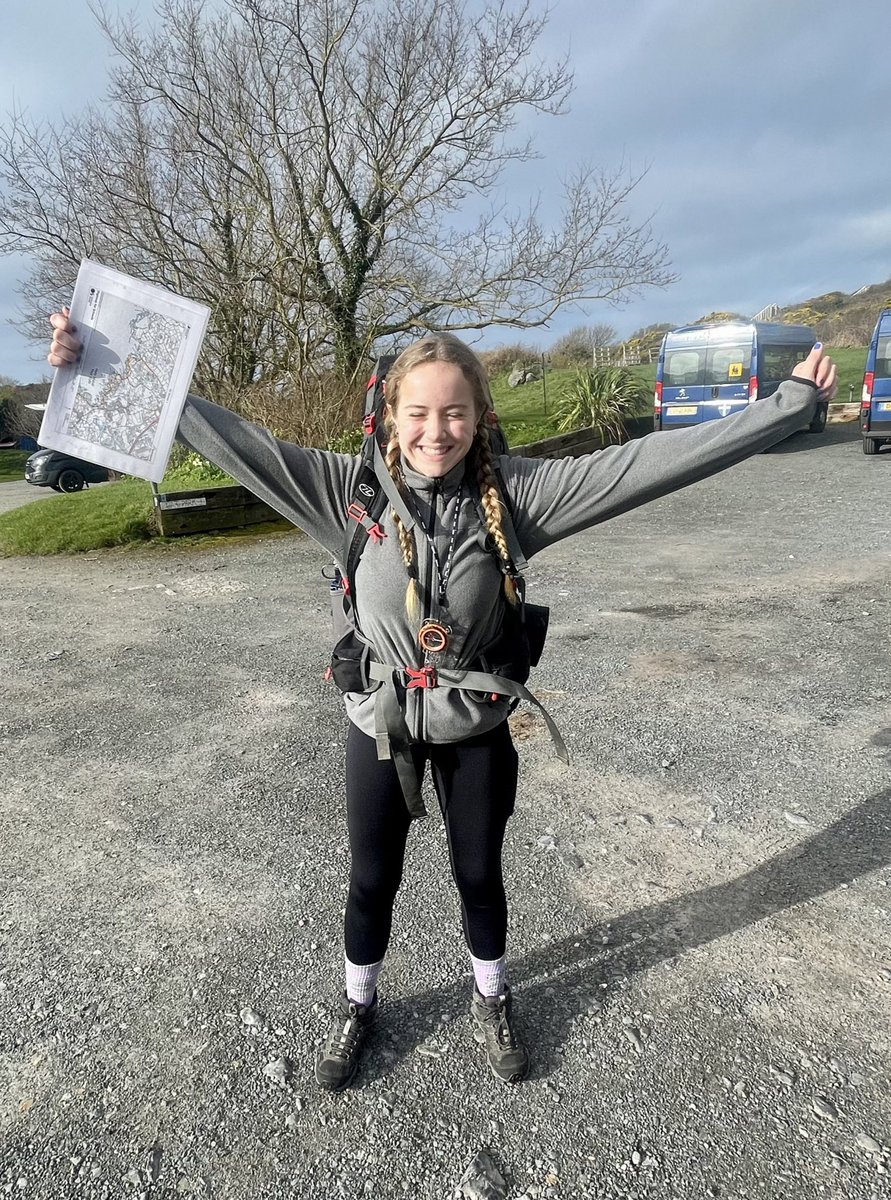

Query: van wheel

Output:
[808, 404, 828, 433]
[57, 469, 85, 492]
[862, 437, 878, 455]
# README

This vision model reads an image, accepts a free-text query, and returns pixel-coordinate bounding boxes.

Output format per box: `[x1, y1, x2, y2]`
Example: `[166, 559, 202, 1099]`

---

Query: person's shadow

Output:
[365, 765, 891, 1081]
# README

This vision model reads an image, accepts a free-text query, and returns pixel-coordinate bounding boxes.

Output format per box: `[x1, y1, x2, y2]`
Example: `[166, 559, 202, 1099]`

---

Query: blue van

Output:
[860, 309, 891, 455]
[654, 321, 827, 434]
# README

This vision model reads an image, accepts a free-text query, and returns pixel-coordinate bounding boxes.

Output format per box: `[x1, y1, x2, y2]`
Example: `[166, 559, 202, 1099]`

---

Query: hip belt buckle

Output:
[405, 665, 438, 689]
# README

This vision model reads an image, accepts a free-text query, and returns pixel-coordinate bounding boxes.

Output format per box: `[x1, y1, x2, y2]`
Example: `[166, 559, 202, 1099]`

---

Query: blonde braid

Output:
[384, 430, 423, 622]
[476, 423, 519, 606]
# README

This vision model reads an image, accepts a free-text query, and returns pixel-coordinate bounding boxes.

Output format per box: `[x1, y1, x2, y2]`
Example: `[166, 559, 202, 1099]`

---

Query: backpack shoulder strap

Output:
[340, 358, 416, 598]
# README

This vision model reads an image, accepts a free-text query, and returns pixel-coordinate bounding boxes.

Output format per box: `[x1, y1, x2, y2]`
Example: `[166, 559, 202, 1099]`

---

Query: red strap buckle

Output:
[367, 522, 386, 544]
[347, 501, 367, 523]
[363, 413, 376, 434]
[405, 665, 437, 689]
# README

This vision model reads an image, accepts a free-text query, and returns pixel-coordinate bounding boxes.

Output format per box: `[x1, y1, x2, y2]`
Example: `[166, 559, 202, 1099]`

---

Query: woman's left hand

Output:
[791, 343, 838, 401]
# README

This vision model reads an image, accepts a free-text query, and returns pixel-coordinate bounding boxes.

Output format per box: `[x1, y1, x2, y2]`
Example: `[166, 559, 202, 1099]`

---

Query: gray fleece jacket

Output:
[177, 379, 818, 745]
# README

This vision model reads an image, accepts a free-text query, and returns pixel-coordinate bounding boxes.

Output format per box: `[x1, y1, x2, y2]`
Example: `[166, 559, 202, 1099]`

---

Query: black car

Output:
[25, 449, 110, 492]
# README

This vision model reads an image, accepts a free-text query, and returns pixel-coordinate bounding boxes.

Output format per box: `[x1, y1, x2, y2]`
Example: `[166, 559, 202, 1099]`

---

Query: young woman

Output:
[47, 313, 837, 1089]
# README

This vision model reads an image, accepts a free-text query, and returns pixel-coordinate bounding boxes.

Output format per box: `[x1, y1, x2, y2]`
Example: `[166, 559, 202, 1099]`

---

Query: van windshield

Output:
[876, 335, 891, 378]
[664, 343, 751, 387]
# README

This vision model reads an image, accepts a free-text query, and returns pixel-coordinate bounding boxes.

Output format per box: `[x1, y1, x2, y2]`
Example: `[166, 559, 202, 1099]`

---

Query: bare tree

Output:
[0, 0, 674, 422]
[549, 322, 617, 365]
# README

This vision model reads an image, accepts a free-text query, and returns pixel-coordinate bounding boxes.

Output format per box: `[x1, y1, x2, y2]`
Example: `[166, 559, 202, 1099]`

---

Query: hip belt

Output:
[366, 660, 569, 818]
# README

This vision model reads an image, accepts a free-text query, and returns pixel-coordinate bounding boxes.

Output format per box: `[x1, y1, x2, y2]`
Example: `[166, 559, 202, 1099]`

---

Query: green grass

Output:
[824, 345, 866, 404]
[492, 362, 656, 442]
[0, 478, 158, 555]
[0, 461, 293, 557]
[0, 449, 30, 483]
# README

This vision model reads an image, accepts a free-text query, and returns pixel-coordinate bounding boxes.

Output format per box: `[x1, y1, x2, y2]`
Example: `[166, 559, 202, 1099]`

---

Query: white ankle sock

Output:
[469, 953, 507, 997]
[344, 956, 383, 1007]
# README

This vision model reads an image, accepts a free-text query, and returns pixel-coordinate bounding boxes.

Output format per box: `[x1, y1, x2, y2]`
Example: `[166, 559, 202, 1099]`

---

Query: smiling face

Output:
[387, 361, 480, 477]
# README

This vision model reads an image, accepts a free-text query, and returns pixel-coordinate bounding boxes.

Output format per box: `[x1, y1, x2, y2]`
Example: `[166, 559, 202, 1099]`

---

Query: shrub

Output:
[327, 426, 363, 455]
[549, 324, 617, 368]
[174, 451, 232, 483]
[477, 342, 542, 380]
[555, 366, 648, 444]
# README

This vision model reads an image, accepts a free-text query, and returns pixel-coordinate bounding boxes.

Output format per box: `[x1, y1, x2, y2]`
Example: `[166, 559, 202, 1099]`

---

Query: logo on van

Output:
[677, 388, 688, 400]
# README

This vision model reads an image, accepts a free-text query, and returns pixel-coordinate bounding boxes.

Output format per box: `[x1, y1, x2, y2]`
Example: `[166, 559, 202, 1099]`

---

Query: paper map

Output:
[41, 261, 210, 483]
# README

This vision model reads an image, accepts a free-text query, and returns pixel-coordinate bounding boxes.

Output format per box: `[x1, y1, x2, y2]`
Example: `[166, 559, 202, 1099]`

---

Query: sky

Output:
[1, 0, 890, 382]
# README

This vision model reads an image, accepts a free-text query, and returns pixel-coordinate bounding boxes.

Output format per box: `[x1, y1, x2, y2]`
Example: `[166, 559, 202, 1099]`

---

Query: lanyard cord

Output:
[408, 482, 464, 607]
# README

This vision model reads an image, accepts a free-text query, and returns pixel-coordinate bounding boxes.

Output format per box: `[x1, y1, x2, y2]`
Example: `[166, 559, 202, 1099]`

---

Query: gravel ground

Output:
[1, 421, 890, 1200]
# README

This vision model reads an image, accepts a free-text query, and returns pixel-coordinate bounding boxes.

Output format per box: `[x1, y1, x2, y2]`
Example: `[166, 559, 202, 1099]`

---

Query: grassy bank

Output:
[0, 464, 293, 557]
[491, 362, 655, 444]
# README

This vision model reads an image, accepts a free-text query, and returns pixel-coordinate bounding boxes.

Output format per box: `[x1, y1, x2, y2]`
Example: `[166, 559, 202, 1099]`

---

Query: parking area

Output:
[1, 420, 889, 1199]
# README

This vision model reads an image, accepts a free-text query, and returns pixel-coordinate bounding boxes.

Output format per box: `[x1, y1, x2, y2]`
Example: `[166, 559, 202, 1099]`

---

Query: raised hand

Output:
[47, 307, 82, 367]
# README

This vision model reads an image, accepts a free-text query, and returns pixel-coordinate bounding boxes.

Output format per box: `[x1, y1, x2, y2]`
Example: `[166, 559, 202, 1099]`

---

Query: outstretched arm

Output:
[502, 345, 837, 557]
[48, 310, 359, 556]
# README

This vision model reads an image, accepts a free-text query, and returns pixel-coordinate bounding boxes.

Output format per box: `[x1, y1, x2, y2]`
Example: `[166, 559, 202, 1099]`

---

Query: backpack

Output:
[323, 357, 564, 815]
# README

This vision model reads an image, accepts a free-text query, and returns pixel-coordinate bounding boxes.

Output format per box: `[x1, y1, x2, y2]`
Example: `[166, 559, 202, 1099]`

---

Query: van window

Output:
[664, 349, 705, 387]
[760, 344, 812, 384]
[708, 345, 751, 385]
[875, 335, 891, 378]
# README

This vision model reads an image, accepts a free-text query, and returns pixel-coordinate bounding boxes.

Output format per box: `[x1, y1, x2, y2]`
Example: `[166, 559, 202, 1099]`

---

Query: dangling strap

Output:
[366, 660, 568, 818]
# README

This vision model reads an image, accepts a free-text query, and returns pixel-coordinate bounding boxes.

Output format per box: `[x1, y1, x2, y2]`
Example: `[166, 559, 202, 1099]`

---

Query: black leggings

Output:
[344, 721, 519, 965]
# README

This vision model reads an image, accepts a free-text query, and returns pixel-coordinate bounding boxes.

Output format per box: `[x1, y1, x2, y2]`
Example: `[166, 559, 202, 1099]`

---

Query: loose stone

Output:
[262, 1057, 292, 1087]
[855, 1133, 882, 1154]
[813, 1097, 839, 1120]
[240, 1007, 264, 1028]
[783, 811, 811, 828]
[456, 1150, 507, 1200]
[622, 1027, 644, 1055]
[416, 1042, 447, 1059]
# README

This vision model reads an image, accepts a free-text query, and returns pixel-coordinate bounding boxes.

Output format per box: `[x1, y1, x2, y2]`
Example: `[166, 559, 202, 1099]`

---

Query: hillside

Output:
[774, 278, 891, 346]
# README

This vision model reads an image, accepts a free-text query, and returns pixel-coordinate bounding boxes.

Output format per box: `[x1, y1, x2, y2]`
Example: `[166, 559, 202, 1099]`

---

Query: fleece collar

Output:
[399, 454, 468, 496]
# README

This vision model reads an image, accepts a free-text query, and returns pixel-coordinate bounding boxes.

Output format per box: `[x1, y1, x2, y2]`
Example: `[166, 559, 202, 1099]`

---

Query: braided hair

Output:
[383, 334, 519, 619]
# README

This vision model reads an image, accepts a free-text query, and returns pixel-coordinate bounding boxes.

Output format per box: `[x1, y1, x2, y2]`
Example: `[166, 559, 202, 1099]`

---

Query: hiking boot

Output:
[314, 991, 378, 1092]
[470, 986, 529, 1083]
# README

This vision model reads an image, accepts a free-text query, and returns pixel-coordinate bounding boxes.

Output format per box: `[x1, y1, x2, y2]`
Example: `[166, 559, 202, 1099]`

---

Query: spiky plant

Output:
[555, 366, 647, 444]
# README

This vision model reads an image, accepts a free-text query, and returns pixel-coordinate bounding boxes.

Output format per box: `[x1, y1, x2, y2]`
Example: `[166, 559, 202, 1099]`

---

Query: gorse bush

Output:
[176, 451, 231, 482]
[555, 366, 648, 444]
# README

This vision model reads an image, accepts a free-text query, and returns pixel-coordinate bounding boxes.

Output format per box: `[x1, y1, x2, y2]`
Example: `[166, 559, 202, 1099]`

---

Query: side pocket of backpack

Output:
[329, 629, 379, 694]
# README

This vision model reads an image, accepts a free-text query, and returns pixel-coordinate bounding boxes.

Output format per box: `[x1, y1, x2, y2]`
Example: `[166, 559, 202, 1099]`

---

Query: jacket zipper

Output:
[418, 478, 440, 743]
